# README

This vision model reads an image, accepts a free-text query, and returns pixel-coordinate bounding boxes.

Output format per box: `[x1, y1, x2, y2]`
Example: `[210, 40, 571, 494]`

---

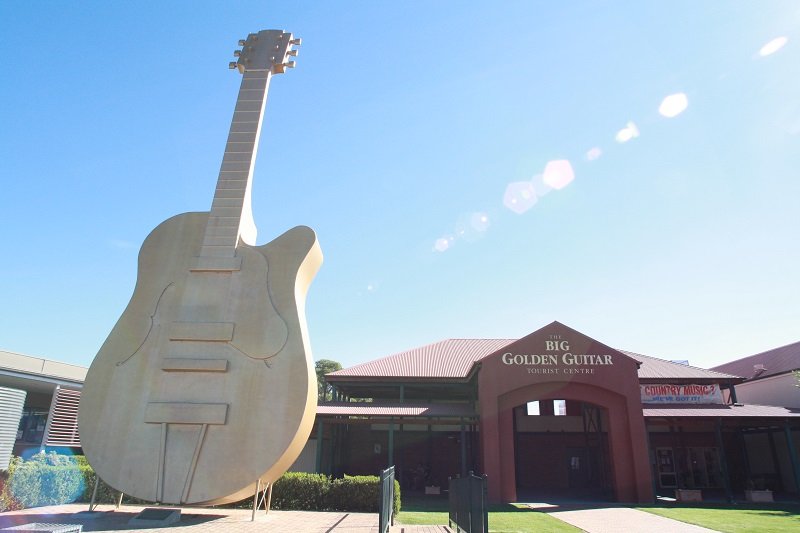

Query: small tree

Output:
[315, 359, 342, 401]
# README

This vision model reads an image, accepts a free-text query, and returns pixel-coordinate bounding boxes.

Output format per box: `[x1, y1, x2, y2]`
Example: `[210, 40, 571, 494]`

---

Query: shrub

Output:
[4, 452, 85, 509]
[0, 453, 147, 510]
[325, 475, 401, 515]
[0, 465, 19, 512]
[270, 472, 329, 510]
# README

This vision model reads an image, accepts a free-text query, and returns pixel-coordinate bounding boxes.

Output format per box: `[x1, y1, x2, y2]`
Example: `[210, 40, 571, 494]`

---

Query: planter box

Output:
[675, 489, 702, 502]
[745, 490, 773, 502]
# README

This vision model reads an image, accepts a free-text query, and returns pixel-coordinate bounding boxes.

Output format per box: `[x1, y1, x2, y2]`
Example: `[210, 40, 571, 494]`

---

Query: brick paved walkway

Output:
[0, 504, 452, 532]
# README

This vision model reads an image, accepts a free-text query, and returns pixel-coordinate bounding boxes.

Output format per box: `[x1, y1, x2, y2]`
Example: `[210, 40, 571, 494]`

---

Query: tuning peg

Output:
[290, 38, 302, 45]
[238, 39, 246, 46]
[287, 49, 299, 57]
[233, 50, 241, 57]
[228, 62, 238, 69]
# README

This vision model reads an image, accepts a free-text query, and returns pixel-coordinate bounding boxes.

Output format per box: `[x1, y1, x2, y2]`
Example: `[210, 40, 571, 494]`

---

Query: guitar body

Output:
[79, 212, 322, 504]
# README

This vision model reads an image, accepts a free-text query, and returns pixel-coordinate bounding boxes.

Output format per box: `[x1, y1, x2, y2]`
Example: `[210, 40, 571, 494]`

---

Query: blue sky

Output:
[1, 1, 798, 371]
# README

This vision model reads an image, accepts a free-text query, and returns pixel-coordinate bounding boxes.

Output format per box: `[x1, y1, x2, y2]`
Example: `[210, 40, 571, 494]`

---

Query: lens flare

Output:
[586, 147, 602, 161]
[434, 237, 450, 252]
[531, 174, 552, 197]
[470, 212, 490, 232]
[615, 121, 639, 143]
[759, 36, 788, 57]
[542, 159, 575, 190]
[659, 93, 689, 118]
[503, 181, 538, 214]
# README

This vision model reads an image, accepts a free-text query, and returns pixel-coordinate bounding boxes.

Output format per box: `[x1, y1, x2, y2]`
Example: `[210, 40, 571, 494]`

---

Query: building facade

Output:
[0, 349, 86, 468]
[318, 322, 800, 502]
[711, 340, 800, 409]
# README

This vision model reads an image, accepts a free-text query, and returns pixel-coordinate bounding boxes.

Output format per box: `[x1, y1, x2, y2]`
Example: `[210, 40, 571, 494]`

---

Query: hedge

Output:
[271, 472, 329, 510]
[2, 453, 401, 516]
[271, 472, 400, 515]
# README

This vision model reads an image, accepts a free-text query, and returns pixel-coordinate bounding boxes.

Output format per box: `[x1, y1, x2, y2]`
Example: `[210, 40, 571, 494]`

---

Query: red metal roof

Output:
[643, 403, 800, 418]
[620, 350, 741, 381]
[328, 338, 741, 382]
[327, 339, 515, 380]
[710, 340, 800, 381]
[316, 402, 476, 417]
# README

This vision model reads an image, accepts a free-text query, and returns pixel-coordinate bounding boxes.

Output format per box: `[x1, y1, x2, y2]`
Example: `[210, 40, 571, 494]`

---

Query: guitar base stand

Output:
[87, 473, 124, 512]
[251, 479, 272, 521]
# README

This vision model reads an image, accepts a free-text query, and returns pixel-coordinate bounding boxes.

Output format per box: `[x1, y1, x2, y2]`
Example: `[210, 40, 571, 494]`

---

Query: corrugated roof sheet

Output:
[316, 402, 476, 417]
[328, 339, 741, 381]
[327, 339, 515, 380]
[620, 350, 741, 381]
[643, 403, 800, 418]
[710, 340, 800, 381]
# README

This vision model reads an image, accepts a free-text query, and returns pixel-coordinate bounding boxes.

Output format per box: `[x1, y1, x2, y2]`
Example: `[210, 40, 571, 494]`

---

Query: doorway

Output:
[514, 400, 612, 501]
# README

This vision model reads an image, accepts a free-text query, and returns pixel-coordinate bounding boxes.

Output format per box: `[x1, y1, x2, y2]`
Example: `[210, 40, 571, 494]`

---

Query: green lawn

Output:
[396, 495, 800, 533]
[638, 504, 800, 533]
[396, 496, 579, 532]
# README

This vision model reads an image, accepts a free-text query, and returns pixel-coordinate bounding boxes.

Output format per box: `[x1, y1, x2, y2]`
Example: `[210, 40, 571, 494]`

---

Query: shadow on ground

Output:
[0, 509, 227, 531]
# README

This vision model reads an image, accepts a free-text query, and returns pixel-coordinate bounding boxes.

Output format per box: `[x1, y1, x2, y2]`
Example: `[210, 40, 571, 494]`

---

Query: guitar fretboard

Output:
[198, 70, 272, 259]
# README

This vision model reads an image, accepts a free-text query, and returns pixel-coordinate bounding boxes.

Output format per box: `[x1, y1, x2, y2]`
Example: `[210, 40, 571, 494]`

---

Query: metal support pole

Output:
[329, 422, 336, 475]
[783, 422, 800, 495]
[715, 419, 733, 502]
[388, 418, 394, 468]
[250, 479, 271, 521]
[767, 428, 783, 490]
[669, 423, 683, 489]
[265, 482, 273, 514]
[88, 473, 100, 511]
[729, 384, 738, 404]
[315, 420, 323, 473]
[251, 479, 261, 521]
[460, 420, 467, 477]
[738, 428, 752, 483]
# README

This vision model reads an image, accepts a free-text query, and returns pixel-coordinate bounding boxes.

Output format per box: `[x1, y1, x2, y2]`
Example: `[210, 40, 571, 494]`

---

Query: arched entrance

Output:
[478, 322, 654, 503]
[514, 398, 612, 501]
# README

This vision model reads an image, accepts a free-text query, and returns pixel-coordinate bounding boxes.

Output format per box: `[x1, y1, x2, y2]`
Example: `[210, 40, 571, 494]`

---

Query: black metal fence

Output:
[448, 472, 488, 533]
[378, 465, 395, 533]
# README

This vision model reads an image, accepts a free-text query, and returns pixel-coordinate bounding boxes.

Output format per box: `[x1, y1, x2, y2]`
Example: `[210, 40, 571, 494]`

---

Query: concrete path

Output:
[531, 504, 719, 533]
[0, 504, 451, 532]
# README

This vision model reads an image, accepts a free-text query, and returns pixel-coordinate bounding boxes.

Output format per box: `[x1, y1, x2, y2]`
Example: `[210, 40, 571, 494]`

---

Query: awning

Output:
[643, 403, 800, 418]
[316, 402, 476, 418]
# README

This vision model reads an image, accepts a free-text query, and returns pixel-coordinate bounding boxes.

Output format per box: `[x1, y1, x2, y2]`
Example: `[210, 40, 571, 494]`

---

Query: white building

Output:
[711, 341, 800, 409]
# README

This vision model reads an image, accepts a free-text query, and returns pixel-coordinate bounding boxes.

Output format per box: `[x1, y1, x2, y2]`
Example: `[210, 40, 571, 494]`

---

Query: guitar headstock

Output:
[228, 30, 301, 74]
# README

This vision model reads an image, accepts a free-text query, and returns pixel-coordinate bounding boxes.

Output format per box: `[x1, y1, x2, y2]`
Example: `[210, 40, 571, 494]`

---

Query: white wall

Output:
[735, 373, 800, 408]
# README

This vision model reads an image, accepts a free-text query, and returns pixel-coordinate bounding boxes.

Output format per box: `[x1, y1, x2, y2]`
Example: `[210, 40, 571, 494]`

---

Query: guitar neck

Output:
[199, 69, 273, 259]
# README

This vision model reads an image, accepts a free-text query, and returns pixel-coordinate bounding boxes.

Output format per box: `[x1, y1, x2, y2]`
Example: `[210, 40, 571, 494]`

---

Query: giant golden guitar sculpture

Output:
[78, 30, 321, 505]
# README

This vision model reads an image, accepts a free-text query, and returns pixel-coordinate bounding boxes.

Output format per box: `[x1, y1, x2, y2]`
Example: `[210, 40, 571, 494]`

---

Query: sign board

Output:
[500, 337, 615, 376]
[640, 384, 723, 404]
